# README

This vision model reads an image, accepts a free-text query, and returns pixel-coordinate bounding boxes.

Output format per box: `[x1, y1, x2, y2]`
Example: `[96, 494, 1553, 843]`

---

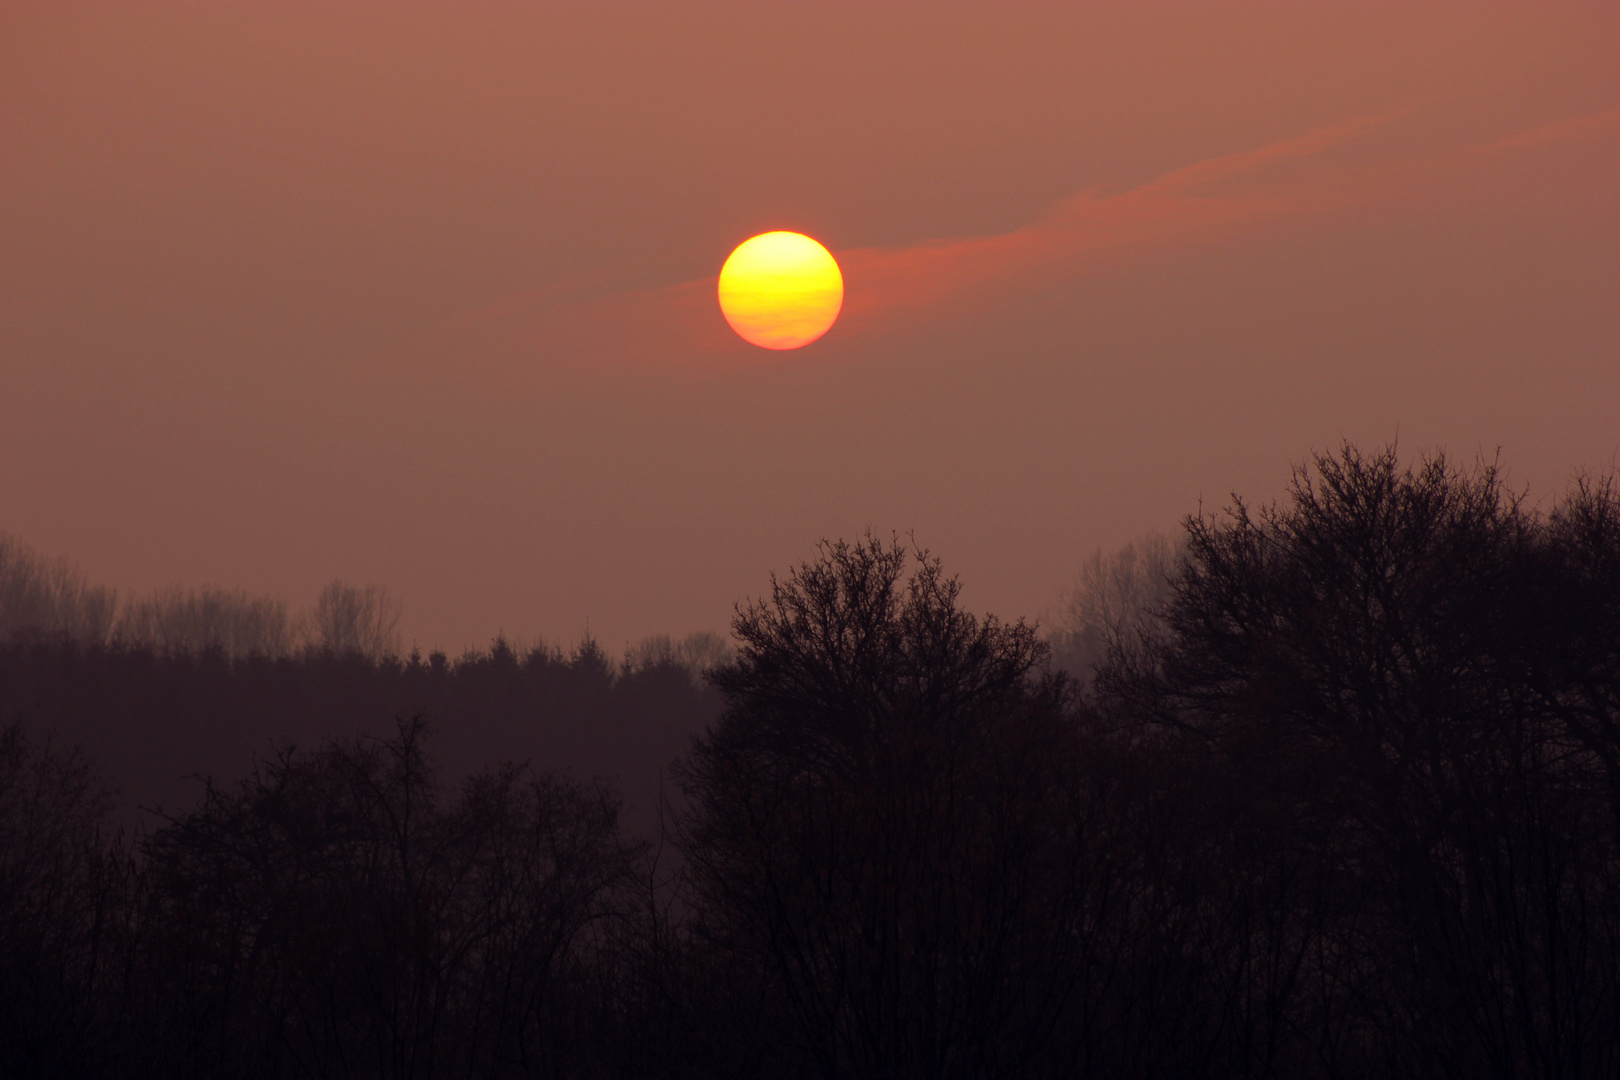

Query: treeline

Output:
[0, 532, 731, 830]
[0, 536, 404, 659]
[4, 444, 1620, 1078]
[0, 632, 727, 837]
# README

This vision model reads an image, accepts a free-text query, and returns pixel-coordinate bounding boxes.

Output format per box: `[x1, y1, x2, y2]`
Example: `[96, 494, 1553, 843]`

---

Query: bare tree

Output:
[116, 585, 294, 658]
[675, 534, 1098, 1080]
[0, 533, 118, 645]
[1050, 531, 1180, 686]
[0, 723, 125, 1077]
[1097, 445, 1620, 1078]
[623, 631, 734, 682]
[135, 717, 637, 1080]
[308, 580, 402, 659]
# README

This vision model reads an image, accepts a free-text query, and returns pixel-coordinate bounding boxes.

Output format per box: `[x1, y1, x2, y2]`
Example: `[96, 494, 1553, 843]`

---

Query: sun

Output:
[717, 231, 843, 350]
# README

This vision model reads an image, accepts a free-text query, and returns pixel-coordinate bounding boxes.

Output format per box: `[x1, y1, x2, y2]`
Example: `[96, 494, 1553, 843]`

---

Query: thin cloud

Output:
[1476, 104, 1620, 154]
[476, 106, 1616, 374]
[835, 113, 1395, 328]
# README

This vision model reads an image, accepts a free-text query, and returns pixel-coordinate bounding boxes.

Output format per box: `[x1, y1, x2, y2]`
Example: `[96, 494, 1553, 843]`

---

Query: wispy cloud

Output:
[834, 112, 1397, 330]
[1475, 104, 1620, 154]
[467, 105, 1617, 374]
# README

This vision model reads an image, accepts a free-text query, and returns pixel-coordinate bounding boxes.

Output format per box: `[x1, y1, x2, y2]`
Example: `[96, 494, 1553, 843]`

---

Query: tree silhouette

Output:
[310, 581, 403, 659]
[5, 447, 1620, 1079]
[0, 723, 126, 1077]
[116, 584, 295, 658]
[1049, 530, 1181, 688]
[675, 534, 1100, 1080]
[1098, 444, 1620, 1077]
[130, 716, 638, 1079]
[0, 533, 118, 645]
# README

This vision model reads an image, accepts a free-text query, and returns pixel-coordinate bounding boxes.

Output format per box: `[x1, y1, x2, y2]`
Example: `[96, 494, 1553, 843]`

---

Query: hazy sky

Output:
[2, 3, 1617, 654]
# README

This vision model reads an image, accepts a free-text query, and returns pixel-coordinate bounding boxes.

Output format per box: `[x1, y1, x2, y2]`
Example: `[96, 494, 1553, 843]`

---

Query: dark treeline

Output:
[0, 632, 727, 835]
[4, 443, 1620, 1078]
[0, 533, 730, 832]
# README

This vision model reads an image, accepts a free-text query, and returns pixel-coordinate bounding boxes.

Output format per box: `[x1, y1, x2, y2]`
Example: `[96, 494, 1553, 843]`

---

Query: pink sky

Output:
[1, 3, 1617, 654]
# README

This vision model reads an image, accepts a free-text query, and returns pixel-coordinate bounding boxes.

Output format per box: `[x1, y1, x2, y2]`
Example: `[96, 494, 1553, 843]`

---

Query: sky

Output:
[2, 2, 1617, 655]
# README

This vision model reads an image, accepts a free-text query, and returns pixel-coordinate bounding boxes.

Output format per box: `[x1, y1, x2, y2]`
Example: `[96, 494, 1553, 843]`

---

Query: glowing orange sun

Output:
[717, 231, 843, 350]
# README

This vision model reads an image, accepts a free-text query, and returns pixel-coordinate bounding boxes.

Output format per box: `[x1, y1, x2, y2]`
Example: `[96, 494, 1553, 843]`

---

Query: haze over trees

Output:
[0, 534, 118, 646]
[1048, 528, 1180, 686]
[0, 535, 404, 660]
[0, 545, 727, 829]
[3, 443, 1620, 1078]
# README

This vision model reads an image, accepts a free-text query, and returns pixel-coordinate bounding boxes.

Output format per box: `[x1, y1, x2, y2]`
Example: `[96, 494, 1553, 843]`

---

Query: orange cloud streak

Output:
[836, 113, 1393, 329]
[1476, 104, 1620, 154]
[467, 106, 1617, 376]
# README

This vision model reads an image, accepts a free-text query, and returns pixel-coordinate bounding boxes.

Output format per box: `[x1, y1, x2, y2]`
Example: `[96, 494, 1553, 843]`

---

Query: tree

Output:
[675, 535, 1099, 1080]
[133, 717, 637, 1079]
[622, 632, 734, 683]
[1049, 530, 1181, 688]
[1098, 444, 1620, 1078]
[117, 584, 294, 657]
[1531, 476, 1620, 836]
[309, 580, 403, 659]
[0, 723, 127, 1078]
[0, 532, 118, 645]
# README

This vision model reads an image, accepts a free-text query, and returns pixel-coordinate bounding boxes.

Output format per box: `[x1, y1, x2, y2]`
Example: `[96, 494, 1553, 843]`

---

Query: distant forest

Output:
[3, 443, 1620, 1079]
[0, 538, 732, 833]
